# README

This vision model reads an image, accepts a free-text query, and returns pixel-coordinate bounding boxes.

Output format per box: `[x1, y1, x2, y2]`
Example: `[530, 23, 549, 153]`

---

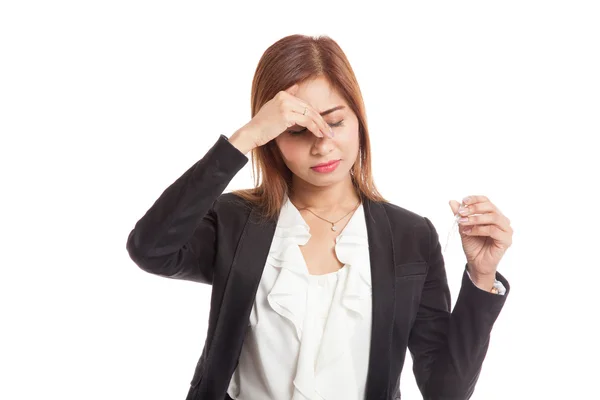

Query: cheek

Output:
[276, 139, 305, 166]
[339, 121, 360, 154]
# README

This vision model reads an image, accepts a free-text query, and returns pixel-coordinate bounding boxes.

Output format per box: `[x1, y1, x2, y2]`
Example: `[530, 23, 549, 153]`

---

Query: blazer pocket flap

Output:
[395, 261, 428, 278]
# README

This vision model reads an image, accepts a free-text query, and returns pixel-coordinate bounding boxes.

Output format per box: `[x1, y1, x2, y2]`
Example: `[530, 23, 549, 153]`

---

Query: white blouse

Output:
[227, 193, 373, 400]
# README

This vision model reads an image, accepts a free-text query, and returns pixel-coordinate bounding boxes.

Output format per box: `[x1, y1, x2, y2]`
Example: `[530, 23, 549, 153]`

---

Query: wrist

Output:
[467, 264, 496, 291]
[229, 127, 257, 155]
[469, 271, 496, 292]
[472, 275, 496, 291]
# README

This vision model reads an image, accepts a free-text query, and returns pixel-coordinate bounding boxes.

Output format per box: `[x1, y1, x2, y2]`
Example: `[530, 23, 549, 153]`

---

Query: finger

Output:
[289, 98, 332, 138]
[462, 224, 512, 247]
[304, 107, 332, 138]
[459, 201, 510, 230]
[461, 195, 490, 206]
[458, 212, 511, 232]
[462, 195, 505, 217]
[459, 200, 497, 217]
[310, 112, 331, 138]
[288, 113, 325, 138]
[291, 107, 330, 138]
[281, 97, 325, 138]
[449, 200, 461, 215]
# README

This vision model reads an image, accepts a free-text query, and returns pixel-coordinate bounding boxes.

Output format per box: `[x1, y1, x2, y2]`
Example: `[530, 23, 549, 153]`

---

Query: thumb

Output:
[449, 200, 461, 215]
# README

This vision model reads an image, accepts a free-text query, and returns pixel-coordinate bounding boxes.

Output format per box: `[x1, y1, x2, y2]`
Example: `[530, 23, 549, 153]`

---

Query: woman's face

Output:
[275, 76, 360, 188]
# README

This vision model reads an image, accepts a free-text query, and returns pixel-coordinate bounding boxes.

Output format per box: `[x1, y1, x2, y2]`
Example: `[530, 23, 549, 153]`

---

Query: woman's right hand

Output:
[230, 83, 334, 153]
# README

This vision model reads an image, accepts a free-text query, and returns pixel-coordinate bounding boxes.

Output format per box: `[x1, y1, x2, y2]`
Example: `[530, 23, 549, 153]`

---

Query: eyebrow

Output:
[319, 105, 345, 116]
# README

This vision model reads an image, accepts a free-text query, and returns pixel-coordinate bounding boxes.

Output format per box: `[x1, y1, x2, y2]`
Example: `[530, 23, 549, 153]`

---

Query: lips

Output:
[312, 159, 340, 168]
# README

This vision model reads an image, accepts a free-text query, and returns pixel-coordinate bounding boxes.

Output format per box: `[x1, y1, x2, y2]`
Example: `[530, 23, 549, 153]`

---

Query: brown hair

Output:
[232, 34, 388, 221]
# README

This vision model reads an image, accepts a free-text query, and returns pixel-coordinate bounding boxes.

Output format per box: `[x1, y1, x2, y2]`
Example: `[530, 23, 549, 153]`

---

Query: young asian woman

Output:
[126, 34, 512, 400]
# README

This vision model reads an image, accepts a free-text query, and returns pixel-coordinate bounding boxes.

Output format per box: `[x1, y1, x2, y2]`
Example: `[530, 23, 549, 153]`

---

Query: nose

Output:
[311, 135, 334, 155]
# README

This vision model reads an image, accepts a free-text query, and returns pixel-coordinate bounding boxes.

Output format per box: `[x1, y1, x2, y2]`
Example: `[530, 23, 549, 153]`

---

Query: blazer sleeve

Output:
[407, 216, 510, 400]
[125, 134, 249, 284]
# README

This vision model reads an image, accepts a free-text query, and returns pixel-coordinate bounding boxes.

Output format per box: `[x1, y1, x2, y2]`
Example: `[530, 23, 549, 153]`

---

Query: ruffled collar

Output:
[265, 192, 372, 400]
[274, 191, 368, 243]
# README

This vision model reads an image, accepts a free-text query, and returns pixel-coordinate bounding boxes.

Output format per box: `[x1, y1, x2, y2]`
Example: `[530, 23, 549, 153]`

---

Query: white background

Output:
[1, 1, 599, 399]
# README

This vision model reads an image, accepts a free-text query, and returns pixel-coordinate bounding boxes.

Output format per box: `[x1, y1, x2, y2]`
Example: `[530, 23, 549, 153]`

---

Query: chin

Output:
[304, 169, 349, 186]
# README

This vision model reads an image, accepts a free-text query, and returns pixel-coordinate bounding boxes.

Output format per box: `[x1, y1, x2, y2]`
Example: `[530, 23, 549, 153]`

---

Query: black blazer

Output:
[126, 134, 510, 400]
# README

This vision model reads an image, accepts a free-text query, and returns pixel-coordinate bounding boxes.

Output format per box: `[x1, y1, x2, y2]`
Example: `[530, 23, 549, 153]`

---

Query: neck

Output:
[288, 174, 360, 213]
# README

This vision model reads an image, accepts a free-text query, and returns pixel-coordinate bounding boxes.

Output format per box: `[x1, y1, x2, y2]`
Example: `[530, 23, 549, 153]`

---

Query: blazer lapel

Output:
[226, 205, 278, 325]
[362, 196, 396, 399]
[203, 206, 278, 395]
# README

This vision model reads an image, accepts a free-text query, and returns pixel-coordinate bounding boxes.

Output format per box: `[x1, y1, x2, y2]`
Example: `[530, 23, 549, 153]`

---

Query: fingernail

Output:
[462, 196, 471, 204]
[329, 127, 334, 138]
[459, 206, 469, 215]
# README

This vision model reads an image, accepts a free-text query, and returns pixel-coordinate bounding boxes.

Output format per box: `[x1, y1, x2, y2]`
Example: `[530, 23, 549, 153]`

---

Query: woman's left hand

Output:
[449, 195, 513, 280]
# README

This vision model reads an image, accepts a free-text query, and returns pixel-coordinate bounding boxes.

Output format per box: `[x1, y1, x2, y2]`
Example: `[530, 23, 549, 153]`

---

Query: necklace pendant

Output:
[331, 225, 337, 231]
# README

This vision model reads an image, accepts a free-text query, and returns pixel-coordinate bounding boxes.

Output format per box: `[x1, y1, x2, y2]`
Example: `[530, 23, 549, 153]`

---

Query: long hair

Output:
[232, 34, 388, 221]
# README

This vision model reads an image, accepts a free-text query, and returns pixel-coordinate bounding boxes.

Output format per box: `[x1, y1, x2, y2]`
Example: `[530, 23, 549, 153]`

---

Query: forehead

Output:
[295, 76, 346, 112]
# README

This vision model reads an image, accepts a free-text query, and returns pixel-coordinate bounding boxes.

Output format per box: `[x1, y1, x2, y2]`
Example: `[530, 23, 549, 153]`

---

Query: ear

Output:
[285, 83, 299, 95]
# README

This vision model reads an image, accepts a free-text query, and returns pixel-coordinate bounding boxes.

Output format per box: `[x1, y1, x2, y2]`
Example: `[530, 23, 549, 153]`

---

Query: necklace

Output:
[298, 199, 361, 231]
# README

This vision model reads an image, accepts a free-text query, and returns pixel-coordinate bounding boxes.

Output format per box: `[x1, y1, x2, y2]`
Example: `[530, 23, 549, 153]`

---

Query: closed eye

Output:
[287, 120, 345, 135]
